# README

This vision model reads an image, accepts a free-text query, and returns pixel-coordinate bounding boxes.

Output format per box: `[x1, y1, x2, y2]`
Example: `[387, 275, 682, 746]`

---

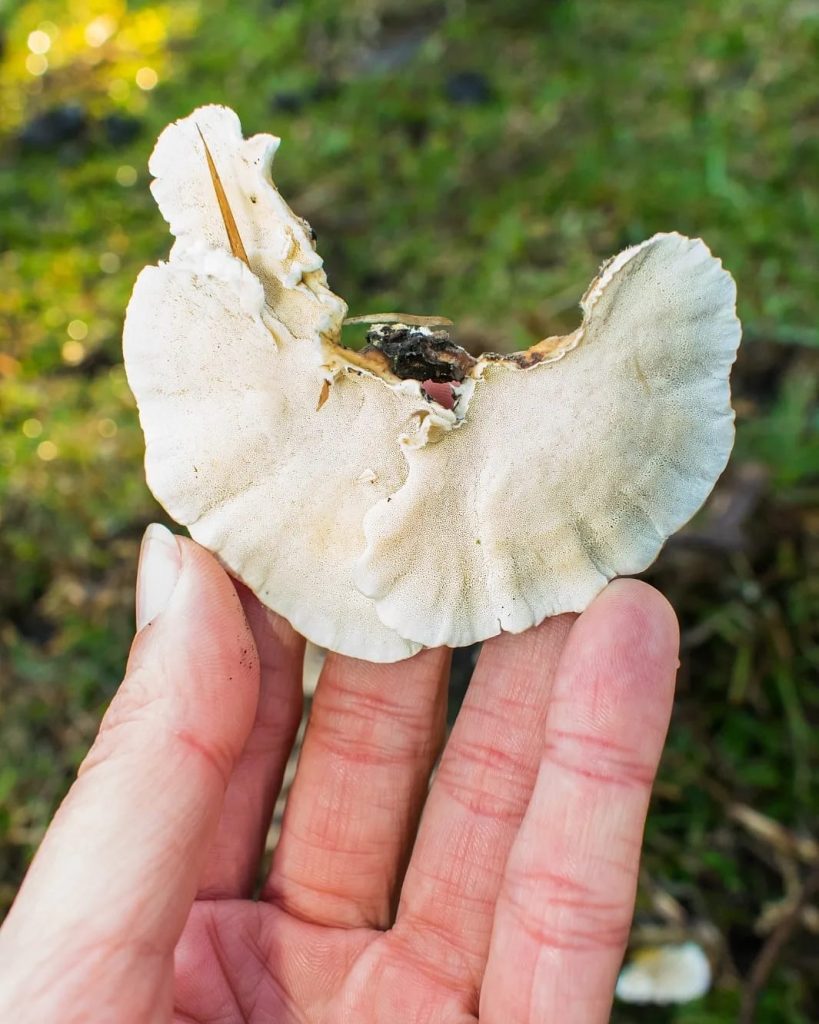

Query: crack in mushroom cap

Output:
[123, 105, 741, 661]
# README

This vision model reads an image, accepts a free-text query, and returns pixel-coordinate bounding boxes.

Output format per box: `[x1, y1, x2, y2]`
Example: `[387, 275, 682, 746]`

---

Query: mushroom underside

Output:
[122, 104, 741, 661]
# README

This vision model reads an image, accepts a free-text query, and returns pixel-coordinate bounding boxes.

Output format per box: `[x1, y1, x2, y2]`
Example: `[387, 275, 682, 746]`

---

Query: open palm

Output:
[0, 532, 678, 1024]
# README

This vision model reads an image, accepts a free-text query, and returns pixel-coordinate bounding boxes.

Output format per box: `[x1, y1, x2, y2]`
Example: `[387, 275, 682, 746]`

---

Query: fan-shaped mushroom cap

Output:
[356, 233, 740, 647]
[125, 249, 430, 661]
[124, 106, 740, 661]
[125, 106, 432, 660]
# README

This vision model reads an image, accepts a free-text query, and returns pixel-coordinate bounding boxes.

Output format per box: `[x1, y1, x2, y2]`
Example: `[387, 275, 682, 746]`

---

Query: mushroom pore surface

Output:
[123, 105, 741, 661]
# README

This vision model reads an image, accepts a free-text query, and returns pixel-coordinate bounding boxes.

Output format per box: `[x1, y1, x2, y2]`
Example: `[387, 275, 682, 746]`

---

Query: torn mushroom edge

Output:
[153, 106, 629, 454]
[314, 233, 664, 451]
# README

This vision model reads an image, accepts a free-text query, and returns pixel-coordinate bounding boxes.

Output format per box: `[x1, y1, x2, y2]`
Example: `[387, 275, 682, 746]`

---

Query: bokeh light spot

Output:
[84, 15, 117, 48]
[116, 165, 137, 187]
[37, 440, 59, 461]
[25, 53, 48, 76]
[67, 319, 88, 340]
[62, 340, 86, 365]
[136, 67, 159, 91]
[22, 418, 43, 439]
[97, 418, 118, 438]
[27, 30, 52, 54]
[99, 252, 121, 273]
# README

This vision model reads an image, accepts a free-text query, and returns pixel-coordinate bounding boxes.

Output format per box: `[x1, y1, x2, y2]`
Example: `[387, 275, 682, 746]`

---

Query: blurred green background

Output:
[1, 0, 817, 1020]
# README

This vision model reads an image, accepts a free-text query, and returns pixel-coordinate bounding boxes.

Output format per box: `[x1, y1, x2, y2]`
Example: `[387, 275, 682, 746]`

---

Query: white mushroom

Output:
[123, 105, 741, 661]
[615, 942, 713, 1004]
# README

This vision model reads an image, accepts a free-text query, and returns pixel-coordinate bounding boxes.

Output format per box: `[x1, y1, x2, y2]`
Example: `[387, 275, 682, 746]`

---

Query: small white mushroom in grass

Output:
[615, 941, 713, 1005]
[123, 105, 741, 661]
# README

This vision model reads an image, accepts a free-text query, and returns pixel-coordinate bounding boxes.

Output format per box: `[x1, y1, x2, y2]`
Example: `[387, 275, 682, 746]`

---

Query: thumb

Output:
[0, 526, 260, 1023]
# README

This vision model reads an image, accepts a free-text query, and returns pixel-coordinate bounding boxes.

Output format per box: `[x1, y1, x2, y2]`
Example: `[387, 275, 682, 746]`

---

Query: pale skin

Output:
[0, 526, 679, 1023]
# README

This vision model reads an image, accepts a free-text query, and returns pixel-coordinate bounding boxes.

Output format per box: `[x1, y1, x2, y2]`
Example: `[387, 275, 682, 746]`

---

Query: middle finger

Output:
[263, 646, 450, 929]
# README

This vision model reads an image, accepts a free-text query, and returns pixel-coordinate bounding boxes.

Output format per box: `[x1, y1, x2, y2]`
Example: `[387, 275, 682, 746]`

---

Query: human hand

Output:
[0, 524, 678, 1023]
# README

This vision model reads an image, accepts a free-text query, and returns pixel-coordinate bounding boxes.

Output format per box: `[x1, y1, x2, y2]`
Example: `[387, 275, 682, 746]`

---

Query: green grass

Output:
[1, 0, 817, 1019]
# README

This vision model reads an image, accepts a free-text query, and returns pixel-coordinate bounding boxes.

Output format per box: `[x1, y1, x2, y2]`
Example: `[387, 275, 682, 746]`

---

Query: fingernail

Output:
[136, 523, 182, 631]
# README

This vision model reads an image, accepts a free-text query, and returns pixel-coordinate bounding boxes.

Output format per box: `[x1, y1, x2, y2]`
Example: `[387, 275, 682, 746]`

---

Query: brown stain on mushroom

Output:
[304, 512, 339, 559]
[328, 344, 399, 381]
[633, 356, 650, 393]
[283, 226, 301, 269]
[483, 328, 582, 370]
